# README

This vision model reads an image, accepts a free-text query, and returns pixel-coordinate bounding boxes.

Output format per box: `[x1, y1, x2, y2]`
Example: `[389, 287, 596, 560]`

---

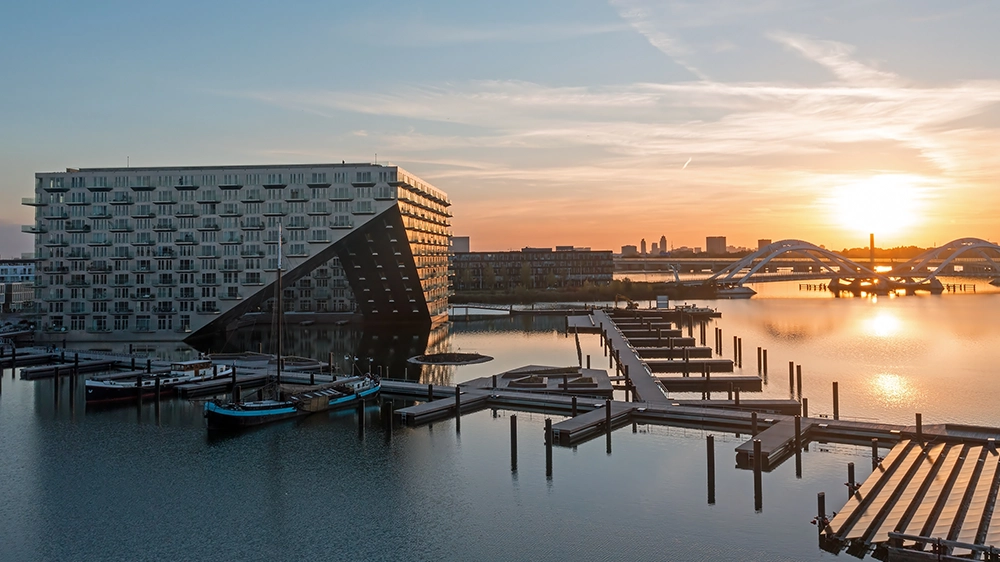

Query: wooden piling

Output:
[794, 414, 802, 451]
[231, 366, 237, 389]
[454, 388, 461, 429]
[847, 462, 856, 496]
[751, 411, 758, 436]
[233, 384, 241, 403]
[727, 382, 733, 401]
[802, 397, 809, 418]
[734, 387, 740, 406]
[871, 438, 879, 469]
[707, 434, 716, 505]
[753, 438, 763, 500]
[586, 354, 590, 369]
[817, 492, 826, 534]
[733, 336, 738, 362]
[796, 365, 802, 397]
[762, 349, 768, 375]
[510, 415, 518, 472]
[737, 337, 742, 368]
[789, 362, 795, 393]
[74, 353, 79, 377]
[605, 399, 612, 438]
[545, 418, 553, 478]
[571, 395, 577, 417]
[427, 384, 433, 402]
[146, 359, 151, 374]
[757, 347, 762, 373]
[832, 381, 839, 420]
[492, 375, 497, 389]
[154, 375, 161, 402]
[915, 413, 922, 443]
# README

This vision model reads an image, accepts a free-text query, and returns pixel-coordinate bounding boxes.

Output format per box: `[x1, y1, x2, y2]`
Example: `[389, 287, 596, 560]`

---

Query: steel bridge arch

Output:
[890, 237, 1000, 280]
[706, 239, 878, 285]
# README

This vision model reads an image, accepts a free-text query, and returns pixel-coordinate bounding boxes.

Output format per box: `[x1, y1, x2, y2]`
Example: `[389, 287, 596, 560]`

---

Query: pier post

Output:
[718, 328, 723, 356]
[586, 354, 590, 369]
[657, 327, 662, 346]
[73, 353, 79, 376]
[683, 348, 689, 377]
[605, 399, 612, 436]
[154, 374, 161, 402]
[802, 397, 808, 418]
[11, 346, 16, 371]
[789, 362, 795, 394]
[571, 395, 577, 417]
[705, 367, 711, 399]
[847, 462, 856, 497]
[753, 438, 763, 512]
[310, 369, 315, 385]
[871, 438, 879, 469]
[329, 351, 333, 374]
[762, 349, 768, 375]
[727, 382, 733, 401]
[131, 357, 135, 370]
[832, 382, 839, 420]
[734, 387, 740, 407]
[213, 364, 218, 379]
[510, 415, 517, 472]
[751, 411, 758, 436]
[707, 434, 716, 505]
[757, 347, 762, 374]
[146, 359, 151, 374]
[0, 368, 3, 394]
[738, 337, 742, 368]
[796, 365, 802, 398]
[492, 375, 497, 390]
[544, 418, 553, 478]
[817, 492, 826, 535]
[231, 366, 237, 390]
[427, 384, 433, 402]
[916, 413, 922, 443]
[233, 384, 241, 403]
[794, 414, 802, 451]
[733, 336, 738, 363]
[454, 388, 461, 431]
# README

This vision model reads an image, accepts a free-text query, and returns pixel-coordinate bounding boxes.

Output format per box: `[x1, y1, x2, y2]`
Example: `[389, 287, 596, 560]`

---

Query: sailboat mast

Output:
[276, 221, 282, 386]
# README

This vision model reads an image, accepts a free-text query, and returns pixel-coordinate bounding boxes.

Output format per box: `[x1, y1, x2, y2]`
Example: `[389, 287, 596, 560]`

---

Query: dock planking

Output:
[636, 346, 713, 359]
[20, 359, 118, 379]
[735, 417, 815, 470]
[825, 437, 1000, 558]
[656, 375, 761, 392]
[645, 358, 735, 373]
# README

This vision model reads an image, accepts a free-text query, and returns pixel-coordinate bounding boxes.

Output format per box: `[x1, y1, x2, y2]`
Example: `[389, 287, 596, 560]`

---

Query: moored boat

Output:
[204, 373, 380, 430]
[85, 360, 233, 404]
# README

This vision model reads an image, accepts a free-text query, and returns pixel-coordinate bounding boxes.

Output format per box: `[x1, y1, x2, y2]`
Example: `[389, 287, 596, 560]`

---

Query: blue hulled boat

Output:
[204, 373, 380, 430]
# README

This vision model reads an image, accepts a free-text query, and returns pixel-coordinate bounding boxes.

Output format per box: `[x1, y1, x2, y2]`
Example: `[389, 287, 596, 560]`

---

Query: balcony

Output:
[130, 238, 155, 246]
[219, 206, 243, 217]
[41, 265, 69, 274]
[220, 235, 243, 245]
[43, 183, 69, 193]
[110, 195, 134, 205]
[153, 306, 177, 314]
[22, 197, 47, 207]
[196, 305, 221, 314]
[196, 223, 220, 231]
[130, 209, 156, 219]
[86, 263, 112, 273]
[110, 251, 134, 260]
[197, 194, 220, 204]
[42, 210, 69, 220]
[263, 207, 287, 216]
[109, 222, 133, 232]
[88, 291, 112, 301]
[66, 252, 92, 260]
[87, 238, 112, 247]
[153, 278, 177, 287]
[66, 199, 91, 206]
[132, 264, 154, 273]
[177, 293, 200, 301]
[88, 209, 112, 220]
[309, 236, 332, 244]
[197, 278, 220, 287]
[219, 263, 242, 272]
[240, 194, 264, 203]
[285, 220, 308, 230]
[22, 224, 47, 234]
[153, 222, 177, 232]
[219, 292, 242, 300]
[240, 220, 264, 230]
[112, 306, 134, 314]
[153, 249, 176, 258]
[175, 235, 199, 245]
[284, 191, 308, 202]
[154, 197, 177, 205]
[177, 262, 199, 272]
[43, 239, 69, 247]
[65, 223, 91, 233]
[174, 207, 199, 218]
[134, 292, 156, 300]
[241, 277, 264, 286]
[240, 248, 264, 258]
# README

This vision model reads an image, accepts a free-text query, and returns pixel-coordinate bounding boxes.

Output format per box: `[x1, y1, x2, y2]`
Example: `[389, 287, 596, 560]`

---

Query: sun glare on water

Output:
[825, 174, 928, 238]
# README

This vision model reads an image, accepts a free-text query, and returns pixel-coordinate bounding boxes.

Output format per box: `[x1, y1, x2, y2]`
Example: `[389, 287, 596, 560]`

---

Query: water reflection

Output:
[866, 312, 901, 338]
[869, 373, 916, 408]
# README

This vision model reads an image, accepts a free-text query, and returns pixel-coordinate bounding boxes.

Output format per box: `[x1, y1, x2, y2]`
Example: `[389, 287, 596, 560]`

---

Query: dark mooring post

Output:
[915, 413, 922, 443]
[794, 414, 802, 451]
[571, 395, 578, 417]
[492, 375, 497, 390]
[847, 462, 856, 498]
[832, 382, 839, 420]
[154, 374, 162, 402]
[544, 418, 553, 478]
[718, 328, 723, 356]
[146, 359, 151, 374]
[817, 492, 827, 535]
[707, 434, 716, 505]
[788, 362, 795, 394]
[727, 382, 733, 401]
[757, 347, 762, 374]
[427, 384, 433, 402]
[734, 387, 740, 407]
[802, 397, 809, 419]
[796, 365, 803, 398]
[231, 365, 237, 390]
[738, 337, 743, 368]
[751, 411, 758, 436]
[753, 438, 763, 512]
[510, 415, 518, 472]
[131, 356, 135, 370]
[454, 388, 461, 432]
[135, 374, 143, 406]
[733, 335, 738, 363]
[232, 384, 241, 403]
[762, 349, 768, 375]
[872, 438, 880, 469]
[586, 354, 590, 369]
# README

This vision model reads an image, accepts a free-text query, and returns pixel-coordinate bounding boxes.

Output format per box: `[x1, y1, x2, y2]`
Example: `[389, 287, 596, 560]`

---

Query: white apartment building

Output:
[24, 163, 451, 341]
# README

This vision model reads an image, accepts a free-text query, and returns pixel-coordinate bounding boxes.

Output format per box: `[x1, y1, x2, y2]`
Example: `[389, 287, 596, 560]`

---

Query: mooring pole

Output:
[571, 395, 578, 417]
[794, 414, 802, 451]
[757, 347, 762, 374]
[847, 462, 856, 497]
[751, 411, 758, 437]
[832, 382, 839, 420]
[707, 434, 716, 505]
[544, 418, 553, 478]
[872, 438, 880, 469]
[454, 388, 461, 432]
[802, 397, 809, 418]
[789, 362, 795, 394]
[817, 492, 827, 535]
[916, 413, 922, 443]
[796, 365, 802, 397]
[510, 414, 518, 472]
[753, 438, 763, 512]
[427, 384, 433, 402]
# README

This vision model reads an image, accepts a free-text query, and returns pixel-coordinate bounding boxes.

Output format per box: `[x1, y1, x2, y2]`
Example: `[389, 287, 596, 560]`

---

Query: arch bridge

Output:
[706, 240, 880, 286]
[888, 238, 1000, 281]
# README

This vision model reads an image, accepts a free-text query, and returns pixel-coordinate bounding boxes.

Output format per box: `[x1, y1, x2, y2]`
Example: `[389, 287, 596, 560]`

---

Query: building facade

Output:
[706, 236, 727, 256]
[24, 163, 450, 341]
[452, 247, 613, 290]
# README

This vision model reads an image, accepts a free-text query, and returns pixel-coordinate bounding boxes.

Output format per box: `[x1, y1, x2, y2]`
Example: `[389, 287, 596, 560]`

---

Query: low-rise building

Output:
[453, 247, 613, 290]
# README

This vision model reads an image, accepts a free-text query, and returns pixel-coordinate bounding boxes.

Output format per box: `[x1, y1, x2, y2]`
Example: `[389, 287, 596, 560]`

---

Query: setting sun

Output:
[824, 174, 929, 239]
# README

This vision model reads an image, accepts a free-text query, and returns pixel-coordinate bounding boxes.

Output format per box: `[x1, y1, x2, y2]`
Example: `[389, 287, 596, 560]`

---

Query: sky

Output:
[2, 0, 999, 254]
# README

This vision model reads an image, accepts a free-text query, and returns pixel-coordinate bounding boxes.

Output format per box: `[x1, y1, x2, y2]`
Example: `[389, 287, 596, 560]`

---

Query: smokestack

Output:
[869, 233, 875, 271]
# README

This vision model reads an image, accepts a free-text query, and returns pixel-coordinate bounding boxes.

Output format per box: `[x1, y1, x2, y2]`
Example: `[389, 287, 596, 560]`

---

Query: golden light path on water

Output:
[869, 372, 919, 408]
[865, 311, 903, 338]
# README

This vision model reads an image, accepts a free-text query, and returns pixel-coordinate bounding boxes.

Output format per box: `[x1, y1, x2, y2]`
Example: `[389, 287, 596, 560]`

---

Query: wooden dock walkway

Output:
[824, 433, 1000, 559]
[636, 346, 713, 359]
[20, 359, 119, 379]
[592, 309, 668, 404]
[657, 375, 762, 392]
[645, 358, 735, 373]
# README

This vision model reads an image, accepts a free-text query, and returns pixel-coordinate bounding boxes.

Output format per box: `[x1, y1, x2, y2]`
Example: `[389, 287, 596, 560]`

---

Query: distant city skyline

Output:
[3, 1, 1000, 255]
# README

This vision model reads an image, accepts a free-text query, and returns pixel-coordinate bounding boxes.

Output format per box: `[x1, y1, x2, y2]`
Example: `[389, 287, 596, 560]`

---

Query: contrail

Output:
[683, 157, 692, 169]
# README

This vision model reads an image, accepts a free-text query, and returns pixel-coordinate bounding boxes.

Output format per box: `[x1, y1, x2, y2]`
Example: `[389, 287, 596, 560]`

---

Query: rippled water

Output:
[2, 282, 999, 561]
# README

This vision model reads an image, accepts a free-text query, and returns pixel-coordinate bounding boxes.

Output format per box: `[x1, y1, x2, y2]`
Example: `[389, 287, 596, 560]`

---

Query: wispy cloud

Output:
[609, 0, 708, 79]
[341, 20, 630, 46]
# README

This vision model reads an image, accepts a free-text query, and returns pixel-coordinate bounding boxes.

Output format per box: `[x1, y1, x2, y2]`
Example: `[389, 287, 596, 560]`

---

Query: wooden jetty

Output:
[657, 375, 761, 392]
[20, 359, 119, 380]
[823, 429, 1000, 560]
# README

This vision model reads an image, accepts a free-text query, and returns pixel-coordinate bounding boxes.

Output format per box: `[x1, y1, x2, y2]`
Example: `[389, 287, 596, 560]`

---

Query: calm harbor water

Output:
[2, 279, 999, 561]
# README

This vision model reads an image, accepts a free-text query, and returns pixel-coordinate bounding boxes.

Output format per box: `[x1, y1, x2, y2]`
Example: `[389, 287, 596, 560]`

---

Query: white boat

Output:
[86, 359, 233, 404]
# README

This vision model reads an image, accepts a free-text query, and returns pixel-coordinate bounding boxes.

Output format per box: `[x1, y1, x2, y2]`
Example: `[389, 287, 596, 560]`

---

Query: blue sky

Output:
[3, 0, 999, 254]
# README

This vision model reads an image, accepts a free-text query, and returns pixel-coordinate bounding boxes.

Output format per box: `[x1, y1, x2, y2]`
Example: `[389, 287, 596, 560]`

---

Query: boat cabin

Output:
[170, 360, 216, 378]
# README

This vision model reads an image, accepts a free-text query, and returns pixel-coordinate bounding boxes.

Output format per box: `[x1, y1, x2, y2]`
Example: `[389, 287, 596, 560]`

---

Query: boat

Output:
[204, 374, 380, 429]
[991, 278, 1000, 287]
[203, 221, 380, 430]
[85, 359, 233, 404]
[715, 285, 756, 299]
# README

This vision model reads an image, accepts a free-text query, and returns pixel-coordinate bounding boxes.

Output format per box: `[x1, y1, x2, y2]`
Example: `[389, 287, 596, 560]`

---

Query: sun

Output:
[824, 174, 927, 238]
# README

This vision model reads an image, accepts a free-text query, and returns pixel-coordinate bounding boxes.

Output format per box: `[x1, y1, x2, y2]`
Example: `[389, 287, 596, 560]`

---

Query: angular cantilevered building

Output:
[24, 163, 451, 341]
